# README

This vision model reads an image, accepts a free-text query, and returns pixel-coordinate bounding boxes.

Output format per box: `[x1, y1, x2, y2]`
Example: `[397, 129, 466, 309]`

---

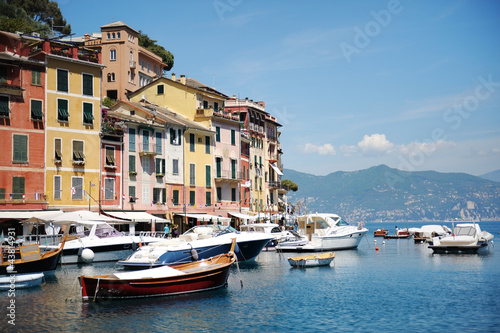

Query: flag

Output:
[90, 182, 95, 187]
[122, 194, 125, 201]
[71, 187, 76, 194]
[35, 192, 40, 200]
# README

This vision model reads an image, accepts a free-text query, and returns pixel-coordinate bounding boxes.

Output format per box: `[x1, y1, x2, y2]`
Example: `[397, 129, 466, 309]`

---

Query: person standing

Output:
[164, 224, 170, 238]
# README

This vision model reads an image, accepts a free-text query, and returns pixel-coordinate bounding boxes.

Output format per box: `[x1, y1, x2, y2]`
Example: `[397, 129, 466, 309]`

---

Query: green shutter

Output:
[206, 165, 211, 187]
[189, 191, 195, 206]
[0, 188, 5, 200]
[31, 100, 43, 120]
[57, 69, 68, 92]
[83, 103, 93, 124]
[206, 191, 211, 206]
[216, 127, 220, 142]
[58, 99, 69, 122]
[31, 67, 41, 85]
[205, 136, 210, 154]
[157, 84, 164, 94]
[129, 186, 135, 202]
[173, 190, 179, 205]
[12, 177, 25, 199]
[162, 188, 166, 204]
[129, 128, 136, 151]
[190, 133, 195, 152]
[162, 159, 165, 175]
[129, 155, 136, 172]
[0, 96, 9, 117]
[83, 74, 93, 96]
[13, 135, 27, 162]
[231, 129, 235, 145]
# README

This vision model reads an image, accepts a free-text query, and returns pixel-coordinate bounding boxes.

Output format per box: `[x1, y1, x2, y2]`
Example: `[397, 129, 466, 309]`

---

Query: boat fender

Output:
[190, 244, 199, 261]
[80, 248, 95, 263]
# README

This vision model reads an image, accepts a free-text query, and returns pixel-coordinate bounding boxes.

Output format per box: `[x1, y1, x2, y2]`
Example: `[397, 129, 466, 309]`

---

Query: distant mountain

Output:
[480, 169, 500, 183]
[283, 165, 500, 222]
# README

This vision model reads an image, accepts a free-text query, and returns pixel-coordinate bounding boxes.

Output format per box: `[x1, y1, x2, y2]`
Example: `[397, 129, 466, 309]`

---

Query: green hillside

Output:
[284, 165, 500, 222]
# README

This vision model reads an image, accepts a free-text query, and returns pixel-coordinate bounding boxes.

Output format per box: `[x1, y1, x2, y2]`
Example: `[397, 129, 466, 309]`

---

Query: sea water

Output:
[1, 221, 499, 332]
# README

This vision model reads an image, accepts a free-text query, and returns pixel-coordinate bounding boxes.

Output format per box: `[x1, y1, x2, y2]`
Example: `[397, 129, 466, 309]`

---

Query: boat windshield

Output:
[337, 219, 350, 226]
[454, 226, 476, 237]
[94, 224, 121, 238]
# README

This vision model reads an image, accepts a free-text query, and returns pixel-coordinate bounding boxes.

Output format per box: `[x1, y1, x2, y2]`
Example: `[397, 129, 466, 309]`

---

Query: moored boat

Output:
[373, 229, 388, 237]
[79, 249, 236, 301]
[276, 214, 368, 252]
[0, 272, 44, 290]
[428, 223, 494, 254]
[288, 252, 335, 268]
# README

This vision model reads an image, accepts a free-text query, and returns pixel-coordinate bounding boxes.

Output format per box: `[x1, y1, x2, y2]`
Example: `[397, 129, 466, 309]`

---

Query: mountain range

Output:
[283, 165, 500, 222]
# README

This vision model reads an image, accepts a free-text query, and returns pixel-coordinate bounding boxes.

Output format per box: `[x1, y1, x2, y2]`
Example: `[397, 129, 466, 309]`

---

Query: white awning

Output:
[175, 213, 231, 223]
[228, 211, 257, 221]
[106, 211, 170, 223]
[270, 163, 283, 176]
[0, 210, 63, 221]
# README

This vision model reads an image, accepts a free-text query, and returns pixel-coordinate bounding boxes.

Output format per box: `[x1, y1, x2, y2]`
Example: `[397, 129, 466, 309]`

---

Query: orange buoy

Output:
[375, 246, 379, 251]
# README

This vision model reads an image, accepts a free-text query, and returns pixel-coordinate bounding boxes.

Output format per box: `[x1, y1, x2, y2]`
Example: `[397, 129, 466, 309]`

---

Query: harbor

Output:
[2, 221, 499, 332]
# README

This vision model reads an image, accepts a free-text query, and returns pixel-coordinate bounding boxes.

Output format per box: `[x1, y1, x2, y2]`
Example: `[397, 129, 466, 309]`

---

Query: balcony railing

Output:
[215, 170, 243, 182]
[195, 107, 214, 118]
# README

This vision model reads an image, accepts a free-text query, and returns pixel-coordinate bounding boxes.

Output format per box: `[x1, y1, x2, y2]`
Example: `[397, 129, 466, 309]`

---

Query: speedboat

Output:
[413, 225, 451, 243]
[117, 225, 274, 268]
[275, 213, 368, 252]
[428, 223, 494, 254]
[288, 252, 335, 268]
[39, 221, 162, 264]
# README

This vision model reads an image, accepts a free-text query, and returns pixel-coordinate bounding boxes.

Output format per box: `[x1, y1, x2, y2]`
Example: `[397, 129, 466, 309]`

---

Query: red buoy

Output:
[375, 247, 379, 251]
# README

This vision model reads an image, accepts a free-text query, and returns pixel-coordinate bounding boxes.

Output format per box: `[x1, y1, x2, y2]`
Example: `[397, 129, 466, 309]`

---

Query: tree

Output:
[281, 179, 298, 192]
[4, 0, 71, 35]
[138, 31, 174, 71]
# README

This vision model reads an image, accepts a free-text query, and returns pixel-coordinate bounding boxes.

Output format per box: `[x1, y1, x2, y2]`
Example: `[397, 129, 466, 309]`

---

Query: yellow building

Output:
[129, 74, 227, 221]
[43, 41, 104, 209]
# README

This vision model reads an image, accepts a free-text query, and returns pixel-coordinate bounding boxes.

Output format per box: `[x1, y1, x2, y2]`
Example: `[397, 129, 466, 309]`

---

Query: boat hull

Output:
[277, 231, 367, 252]
[79, 254, 235, 301]
[0, 272, 44, 290]
[288, 252, 335, 267]
[0, 248, 62, 275]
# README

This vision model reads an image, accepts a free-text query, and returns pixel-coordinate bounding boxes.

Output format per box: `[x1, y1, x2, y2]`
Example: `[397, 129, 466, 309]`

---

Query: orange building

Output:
[0, 31, 47, 210]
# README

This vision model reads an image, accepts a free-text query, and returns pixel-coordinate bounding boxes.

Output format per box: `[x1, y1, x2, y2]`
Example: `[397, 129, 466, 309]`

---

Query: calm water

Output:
[2, 221, 500, 333]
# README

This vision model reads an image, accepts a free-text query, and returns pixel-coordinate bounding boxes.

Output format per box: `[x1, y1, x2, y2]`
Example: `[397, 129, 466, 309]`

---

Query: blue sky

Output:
[58, 0, 500, 176]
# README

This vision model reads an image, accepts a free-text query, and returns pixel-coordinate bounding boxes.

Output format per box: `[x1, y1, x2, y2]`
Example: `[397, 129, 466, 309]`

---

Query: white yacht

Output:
[429, 223, 494, 254]
[275, 213, 368, 252]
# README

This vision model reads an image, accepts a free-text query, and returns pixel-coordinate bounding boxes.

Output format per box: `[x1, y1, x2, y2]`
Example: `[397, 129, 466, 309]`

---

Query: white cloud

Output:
[357, 134, 395, 156]
[398, 139, 455, 157]
[299, 143, 336, 155]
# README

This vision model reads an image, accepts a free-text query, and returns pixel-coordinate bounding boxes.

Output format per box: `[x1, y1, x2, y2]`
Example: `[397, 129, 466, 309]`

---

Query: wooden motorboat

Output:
[79, 240, 237, 301]
[287, 252, 335, 268]
[0, 272, 44, 290]
[0, 236, 66, 275]
[373, 229, 388, 237]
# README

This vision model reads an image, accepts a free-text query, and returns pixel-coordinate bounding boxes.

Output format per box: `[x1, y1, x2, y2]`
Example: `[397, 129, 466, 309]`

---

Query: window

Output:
[172, 159, 179, 175]
[57, 99, 69, 122]
[72, 140, 84, 163]
[71, 177, 83, 200]
[206, 192, 211, 206]
[142, 186, 150, 204]
[82, 74, 93, 96]
[205, 136, 210, 154]
[0, 95, 10, 118]
[216, 157, 222, 178]
[57, 69, 68, 92]
[231, 129, 236, 145]
[231, 159, 237, 179]
[189, 191, 195, 206]
[153, 188, 166, 204]
[13, 134, 28, 163]
[129, 186, 136, 203]
[155, 158, 165, 175]
[143, 130, 149, 151]
[129, 155, 136, 173]
[189, 163, 195, 186]
[142, 156, 150, 173]
[215, 127, 221, 142]
[0, 188, 4, 200]
[172, 190, 179, 205]
[110, 49, 116, 61]
[105, 147, 115, 167]
[156, 132, 162, 154]
[170, 128, 181, 145]
[104, 178, 115, 200]
[214, 102, 219, 112]
[231, 188, 236, 202]
[206, 165, 211, 187]
[157, 84, 164, 94]
[83, 102, 93, 125]
[129, 128, 136, 151]
[107, 73, 115, 82]
[112, 33, 115, 39]
[0, 66, 6, 83]
[189, 133, 195, 152]
[30, 100, 43, 121]
[117, 32, 121, 39]
[54, 138, 62, 162]
[107, 33, 110, 39]
[54, 176, 61, 200]
[31, 67, 42, 85]
[12, 177, 25, 200]
[216, 187, 221, 202]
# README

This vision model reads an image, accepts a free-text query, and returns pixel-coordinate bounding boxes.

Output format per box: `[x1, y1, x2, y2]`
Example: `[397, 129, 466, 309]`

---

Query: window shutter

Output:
[57, 69, 68, 92]
[12, 177, 25, 199]
[83, 74, 93, 96]
[129, 155, 135, 172]
[206, 165, 211, 187]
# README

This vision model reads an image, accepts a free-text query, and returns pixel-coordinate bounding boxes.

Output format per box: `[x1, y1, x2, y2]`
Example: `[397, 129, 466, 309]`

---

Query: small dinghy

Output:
[287, 252, 335, 268]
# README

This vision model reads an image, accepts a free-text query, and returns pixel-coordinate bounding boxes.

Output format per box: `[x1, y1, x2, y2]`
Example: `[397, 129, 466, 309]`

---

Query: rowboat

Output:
[0, 272, 44, 290]
[287, 252, 335, 268]
[79, 239, 237, 301]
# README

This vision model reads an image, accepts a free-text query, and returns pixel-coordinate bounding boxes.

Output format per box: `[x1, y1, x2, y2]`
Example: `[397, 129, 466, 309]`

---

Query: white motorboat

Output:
[239, 222, 294, 247]
[413, 225, 451, 243]
[275, 213, 368, 252]
[0, 272, 44, 290]
[117, 225, 274, 268]
[39, 221, 162, 264]
[429, 223, 494, 254]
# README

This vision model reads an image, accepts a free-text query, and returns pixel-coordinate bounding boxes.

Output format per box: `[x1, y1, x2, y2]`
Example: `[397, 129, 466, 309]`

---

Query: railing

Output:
[215, 170, 243, 181]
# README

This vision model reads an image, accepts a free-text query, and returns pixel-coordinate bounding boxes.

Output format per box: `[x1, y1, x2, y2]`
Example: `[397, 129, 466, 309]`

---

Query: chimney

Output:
[180, 74, 186, 85]
[171, 73, 176, 81]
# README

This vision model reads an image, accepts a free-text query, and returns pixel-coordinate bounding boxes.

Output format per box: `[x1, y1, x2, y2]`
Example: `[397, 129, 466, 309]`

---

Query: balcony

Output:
[195, 107, 213, 118]
[268, 181, 281, 189]
[214, 170, 243, 183]
[139, 145, 159, 156]
[0, 70, 23, 97]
